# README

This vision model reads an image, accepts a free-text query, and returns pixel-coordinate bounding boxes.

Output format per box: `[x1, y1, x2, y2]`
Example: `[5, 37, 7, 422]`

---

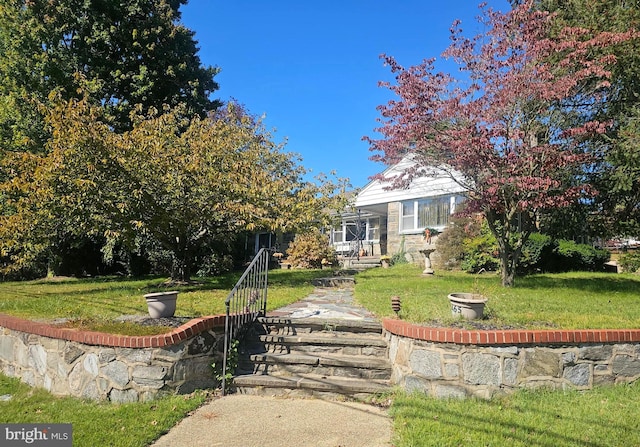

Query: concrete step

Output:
[311, 277, 355, 287]
[231, 373, 392, 400]
[233, 311, 391, 400]
[258, 316, 384, 336]
[340, 257, 381, 271]
[254, 333, 388, 357]
[238, 352, 392, 380]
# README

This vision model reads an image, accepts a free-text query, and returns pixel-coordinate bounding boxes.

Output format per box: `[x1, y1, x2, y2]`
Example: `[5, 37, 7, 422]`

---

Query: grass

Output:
[2, 263, 640, 331]
[0, 374, 207, 447]
[2, 373, 639, 447]
[360, 265, 640, 446]
[391, 382, 640, 447]
[0, 269, 329, 334]
[354, 263, 640, 329]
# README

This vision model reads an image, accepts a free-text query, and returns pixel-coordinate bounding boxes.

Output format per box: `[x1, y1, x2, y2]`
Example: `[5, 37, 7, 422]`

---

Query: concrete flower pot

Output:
[144, 291, 178, 318]
[448, 293, 487, 320]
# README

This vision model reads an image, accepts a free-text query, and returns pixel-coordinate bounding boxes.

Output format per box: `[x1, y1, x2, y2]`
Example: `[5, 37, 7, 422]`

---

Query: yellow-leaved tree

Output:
[0, 96, 348, 281]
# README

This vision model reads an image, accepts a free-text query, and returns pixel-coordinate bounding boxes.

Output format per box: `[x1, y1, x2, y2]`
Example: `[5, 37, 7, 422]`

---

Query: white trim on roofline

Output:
[355, 156, 467, 208]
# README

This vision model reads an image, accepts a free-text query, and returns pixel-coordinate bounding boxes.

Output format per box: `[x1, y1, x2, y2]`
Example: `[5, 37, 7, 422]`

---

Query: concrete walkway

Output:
[151, 284, 393, 447]
[151, 394, 392, 447]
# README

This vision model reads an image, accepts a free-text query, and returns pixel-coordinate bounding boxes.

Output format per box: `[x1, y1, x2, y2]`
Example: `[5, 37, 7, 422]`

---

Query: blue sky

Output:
[180, 1, 511, 189]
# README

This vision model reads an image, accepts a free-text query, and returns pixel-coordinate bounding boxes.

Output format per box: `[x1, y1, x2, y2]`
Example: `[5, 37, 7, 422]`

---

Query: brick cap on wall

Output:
[0, 313, 226, 348]
[383, 318, 640, 345]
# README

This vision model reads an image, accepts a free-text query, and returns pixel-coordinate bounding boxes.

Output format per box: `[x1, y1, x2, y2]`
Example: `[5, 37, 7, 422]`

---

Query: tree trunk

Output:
[171, 256, 192, 282]
[500, 251, 516, 287]
[171, 243, 192, 283]
[486, 210, 522, 287]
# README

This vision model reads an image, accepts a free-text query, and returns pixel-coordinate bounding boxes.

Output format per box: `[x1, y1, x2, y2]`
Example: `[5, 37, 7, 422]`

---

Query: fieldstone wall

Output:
[384, 319, 640, 399]
[5, 311, 640, 402]
[0, 315, 226, 402]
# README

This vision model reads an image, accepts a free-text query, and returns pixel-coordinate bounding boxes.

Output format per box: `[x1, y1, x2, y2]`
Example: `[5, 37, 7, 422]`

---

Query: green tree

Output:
[0, 0, 219, 153]
[518, 0, 640, 238]
[0, 97, 348, 281]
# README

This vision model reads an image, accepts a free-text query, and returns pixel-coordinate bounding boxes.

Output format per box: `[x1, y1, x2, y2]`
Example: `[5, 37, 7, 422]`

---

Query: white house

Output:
[330, 157, 466, 261]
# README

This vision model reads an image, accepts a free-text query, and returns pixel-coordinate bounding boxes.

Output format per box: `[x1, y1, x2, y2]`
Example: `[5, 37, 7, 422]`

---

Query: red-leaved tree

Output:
[366, 1, 635, 286]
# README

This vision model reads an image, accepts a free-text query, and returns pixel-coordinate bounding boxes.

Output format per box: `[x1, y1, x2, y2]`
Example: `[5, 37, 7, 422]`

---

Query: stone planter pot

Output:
[144, 291, 178, 318]
[448, 293, 487, 320]
[381, 259, 390, 269]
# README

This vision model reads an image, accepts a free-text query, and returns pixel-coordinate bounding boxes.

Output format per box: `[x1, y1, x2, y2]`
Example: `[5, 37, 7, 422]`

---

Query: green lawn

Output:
[0, 374, 207, 447]
[2, 266, 640, 446]
[354, 264, 640, 329]
[391, 382, 640, 447]
[0, 269, 329, 334]
[357, 265, 640, 446]
[1, 264, 639, 331]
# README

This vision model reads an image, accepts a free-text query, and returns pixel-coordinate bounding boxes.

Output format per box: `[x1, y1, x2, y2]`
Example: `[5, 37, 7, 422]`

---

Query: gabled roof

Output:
[354, 157, 466, 208]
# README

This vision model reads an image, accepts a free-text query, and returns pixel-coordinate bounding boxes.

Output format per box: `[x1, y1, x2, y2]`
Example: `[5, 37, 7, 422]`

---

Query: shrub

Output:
[460, 248, 500, 273]
[436, 216, 609, 275]
[435, 214, 500, 273]
[518, 233, 557, 274]
[390, 236, 409, 265]
[435, 215, 483, 270]
[459, 228, 499, 273]
[196, 253, 234, 277]
[286, 228, 337, 269]
[553, 239, 610, 272]
[619, 251, 640, 273]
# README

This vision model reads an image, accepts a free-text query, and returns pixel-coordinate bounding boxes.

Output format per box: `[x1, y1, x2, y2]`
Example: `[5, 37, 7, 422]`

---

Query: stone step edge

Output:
[232, 373, 391, 394]
[311, 277, 356, 287]
[257, 334, 388, 348]
[258, 317, 383, 333]
[243, 352, 392, 370]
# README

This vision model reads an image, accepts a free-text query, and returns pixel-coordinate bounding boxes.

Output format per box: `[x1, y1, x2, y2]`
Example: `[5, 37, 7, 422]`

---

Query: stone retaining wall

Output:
[0, 314, 226, 403]
[383, 318, 640, 399]
[4, 311, 640, 402]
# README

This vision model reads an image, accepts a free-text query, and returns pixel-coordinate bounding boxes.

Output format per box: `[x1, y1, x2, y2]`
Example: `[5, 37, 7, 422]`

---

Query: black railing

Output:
[221, 248, 270, 395]
[346, 210, 365, 261]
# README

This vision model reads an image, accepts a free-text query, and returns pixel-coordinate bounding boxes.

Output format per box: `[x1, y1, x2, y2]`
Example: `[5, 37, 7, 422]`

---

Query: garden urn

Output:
[448, 293, 487, 320]
[144, 291, 178, 318]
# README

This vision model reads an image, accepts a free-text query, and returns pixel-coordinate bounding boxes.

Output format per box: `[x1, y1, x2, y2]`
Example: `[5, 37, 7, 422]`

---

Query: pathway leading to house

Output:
[267, 284, 380, 322]
[151, 284, 393, 447]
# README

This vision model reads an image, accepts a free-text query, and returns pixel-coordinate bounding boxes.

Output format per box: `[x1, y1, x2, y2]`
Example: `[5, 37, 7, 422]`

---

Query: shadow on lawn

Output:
[394, 389, 636, 447]
[13, 268, 330, 297]
[517, 274, 640, 294]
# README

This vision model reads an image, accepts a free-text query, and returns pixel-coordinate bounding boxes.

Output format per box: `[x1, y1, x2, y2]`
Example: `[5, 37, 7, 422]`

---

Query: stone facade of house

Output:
[385, 202, 428, 263]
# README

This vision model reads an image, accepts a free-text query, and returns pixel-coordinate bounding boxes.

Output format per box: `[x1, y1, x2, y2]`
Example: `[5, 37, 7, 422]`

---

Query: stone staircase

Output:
[340, 256, 381, 271]
[231, 316, 392, 401]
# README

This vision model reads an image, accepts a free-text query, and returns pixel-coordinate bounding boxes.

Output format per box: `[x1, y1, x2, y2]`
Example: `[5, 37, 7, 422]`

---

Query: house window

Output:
[401, 202, 415, 232]
[332, 225, 344, 244]
[400, 195, 461, 233]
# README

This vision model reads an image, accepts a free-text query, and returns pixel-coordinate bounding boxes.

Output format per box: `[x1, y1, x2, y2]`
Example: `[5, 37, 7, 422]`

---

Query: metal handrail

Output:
[221, 248, 270, 395]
